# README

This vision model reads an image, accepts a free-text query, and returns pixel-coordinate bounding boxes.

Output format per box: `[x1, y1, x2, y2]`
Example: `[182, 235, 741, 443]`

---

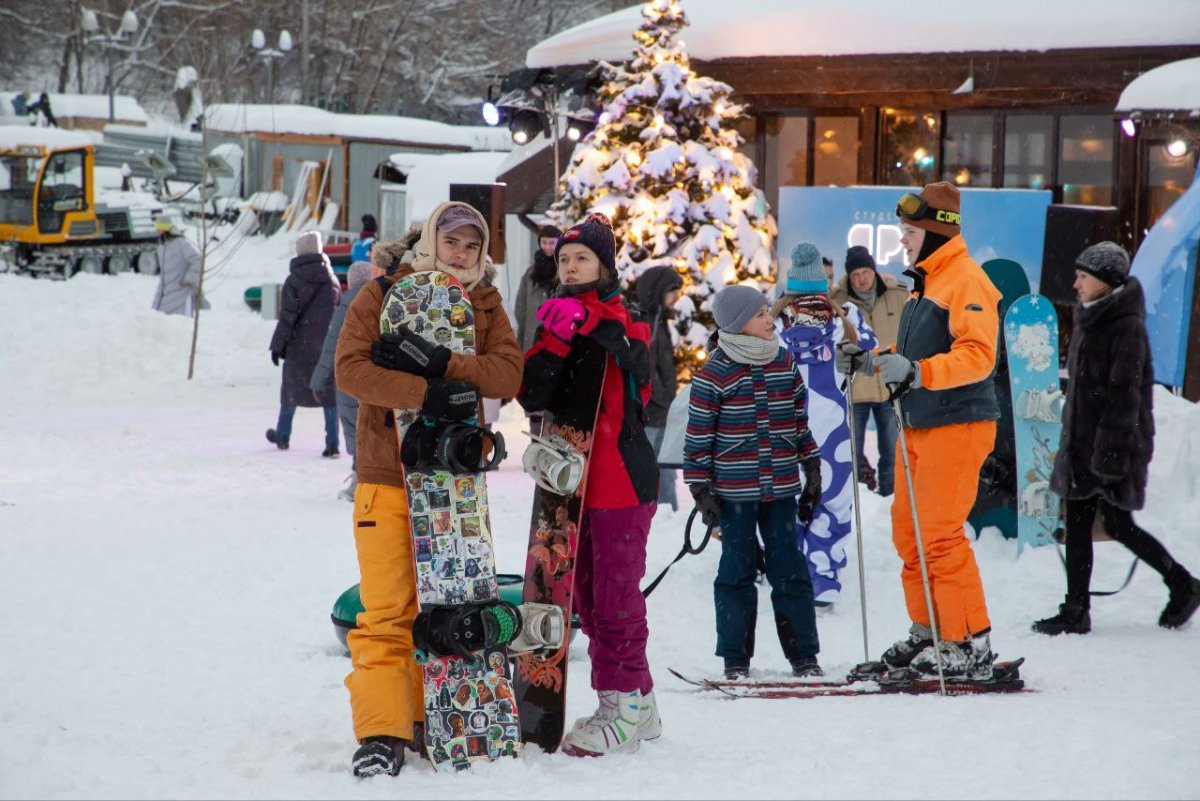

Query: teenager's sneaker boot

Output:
[265, 429, 289, 450]
[1160, 566, 1200, 629]
[880, 623, 934, 669]
[910, 632, 995, 681]
[1032, 598, 1091, 635]
[352, 736, 405, 777]
[561, 690, 641, 756]
[790, 656, 825, 677]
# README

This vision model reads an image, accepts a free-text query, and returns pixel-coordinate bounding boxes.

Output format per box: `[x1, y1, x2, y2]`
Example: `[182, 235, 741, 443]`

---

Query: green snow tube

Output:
[331, 574, 580, 654]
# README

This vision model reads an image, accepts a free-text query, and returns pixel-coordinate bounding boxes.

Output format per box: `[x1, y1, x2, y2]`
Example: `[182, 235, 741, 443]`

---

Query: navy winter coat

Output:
[270, 252, 340, 407]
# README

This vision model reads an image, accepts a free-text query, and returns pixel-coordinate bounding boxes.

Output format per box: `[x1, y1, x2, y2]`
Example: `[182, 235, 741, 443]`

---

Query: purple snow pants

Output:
[573, 502, 656, 694]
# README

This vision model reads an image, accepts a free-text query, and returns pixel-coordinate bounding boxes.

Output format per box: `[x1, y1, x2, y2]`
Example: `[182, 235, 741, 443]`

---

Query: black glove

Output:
[689, 483, 722, 529]
[797, 457, 823, 524]
[271, 351, 282, 366]
[371, 328, 451, 377]
[422, 378, 479, 422]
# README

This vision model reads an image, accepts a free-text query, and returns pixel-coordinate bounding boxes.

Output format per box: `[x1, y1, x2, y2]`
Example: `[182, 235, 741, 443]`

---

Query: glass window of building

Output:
[1145, 136, 1198, 231]
[1004, 114, 1053, 189]
[882, 109, 939, 186]
[1059, 114, 1114, 205]
[763, 114, 808, 211]
[813, 116, 859, 186]
[942, 114, 994, 187]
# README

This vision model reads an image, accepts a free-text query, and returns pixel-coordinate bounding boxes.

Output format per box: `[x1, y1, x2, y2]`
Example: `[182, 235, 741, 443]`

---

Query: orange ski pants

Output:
[344, 483, 423, 743]
[891, 419, 995, 642]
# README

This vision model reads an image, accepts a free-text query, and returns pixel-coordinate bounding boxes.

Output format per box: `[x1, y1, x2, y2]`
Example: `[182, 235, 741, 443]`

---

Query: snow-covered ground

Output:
[1, 237, 1198, 799]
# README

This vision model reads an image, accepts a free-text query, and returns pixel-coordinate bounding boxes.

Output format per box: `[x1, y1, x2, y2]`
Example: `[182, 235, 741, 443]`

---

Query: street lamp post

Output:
[250, 28, 294, 105]
[81, 8, 140, 122]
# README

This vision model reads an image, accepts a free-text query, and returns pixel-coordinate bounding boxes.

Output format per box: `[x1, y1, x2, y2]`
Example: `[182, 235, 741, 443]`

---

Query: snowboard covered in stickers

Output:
[379, 271, 520, 772]
[512, 338, 608, 753]
[1003, 293, 1065, 553]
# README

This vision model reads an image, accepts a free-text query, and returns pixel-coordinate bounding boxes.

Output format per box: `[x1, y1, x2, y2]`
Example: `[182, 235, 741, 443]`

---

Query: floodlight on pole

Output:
[81, 7, 144, 122]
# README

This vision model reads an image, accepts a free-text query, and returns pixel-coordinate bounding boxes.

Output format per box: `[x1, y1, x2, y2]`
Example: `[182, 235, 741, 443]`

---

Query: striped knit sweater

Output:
[684, 344, 820, 501]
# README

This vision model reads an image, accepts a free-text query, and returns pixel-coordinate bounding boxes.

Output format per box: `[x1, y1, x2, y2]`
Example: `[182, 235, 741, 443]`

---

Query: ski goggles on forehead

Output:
[895, 193, 962, 227]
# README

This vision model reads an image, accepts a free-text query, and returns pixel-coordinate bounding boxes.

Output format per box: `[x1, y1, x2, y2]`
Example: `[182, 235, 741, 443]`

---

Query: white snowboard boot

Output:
[337, 470, 357, 502]
[561, 690, 641, 756]
[636, 690, 662, 742]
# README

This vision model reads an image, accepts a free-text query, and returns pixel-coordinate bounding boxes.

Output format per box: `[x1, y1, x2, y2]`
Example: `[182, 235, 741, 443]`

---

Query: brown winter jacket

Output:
[830, 272, 908, 404]
[334, 203, 523, 488]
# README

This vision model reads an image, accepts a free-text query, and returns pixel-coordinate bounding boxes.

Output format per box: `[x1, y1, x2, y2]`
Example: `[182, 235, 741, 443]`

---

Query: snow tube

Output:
[331, 574, 580, 653]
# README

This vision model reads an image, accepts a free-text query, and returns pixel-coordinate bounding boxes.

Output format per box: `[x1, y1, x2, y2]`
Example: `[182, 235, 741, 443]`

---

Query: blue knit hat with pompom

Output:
[785, 242, 827, 295]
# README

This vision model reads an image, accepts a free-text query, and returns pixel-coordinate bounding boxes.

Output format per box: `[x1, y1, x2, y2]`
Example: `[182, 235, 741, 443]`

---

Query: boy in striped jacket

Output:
[684, 285, 825, 680]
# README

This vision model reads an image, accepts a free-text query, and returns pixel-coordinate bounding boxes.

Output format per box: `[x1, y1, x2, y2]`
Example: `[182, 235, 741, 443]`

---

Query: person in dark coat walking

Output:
[637, 265, 684, 512]
[1035, 242, 1200, 634]
[267, 230, 342, 457]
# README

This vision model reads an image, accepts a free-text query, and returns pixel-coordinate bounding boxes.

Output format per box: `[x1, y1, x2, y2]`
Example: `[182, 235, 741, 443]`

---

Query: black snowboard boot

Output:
[880, 623, 934, 669]
[1032, 599, 1091, 635]
[790, 657, 825, 678]
[265, 429, 289, 450]
[1160, 566, 1200, 629]
[352, 736, 405, 777]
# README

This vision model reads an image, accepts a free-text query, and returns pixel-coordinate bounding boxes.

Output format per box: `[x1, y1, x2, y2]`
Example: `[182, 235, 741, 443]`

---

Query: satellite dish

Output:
[136, 149, 176, 179]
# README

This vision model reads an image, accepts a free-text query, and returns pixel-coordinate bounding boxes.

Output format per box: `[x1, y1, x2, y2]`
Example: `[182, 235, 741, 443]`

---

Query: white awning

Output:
[1117, 56, 1200, 113]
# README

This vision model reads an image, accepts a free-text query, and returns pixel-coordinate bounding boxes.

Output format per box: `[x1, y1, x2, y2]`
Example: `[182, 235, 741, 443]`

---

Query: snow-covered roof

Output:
[0, 91, 148, 122]
[204, 104, 512, 151]
[386, 150, 511, 221]
[527, 0, 1200, 67]
[1117, 56, 1200, 113]
[0, 125, 95, 152]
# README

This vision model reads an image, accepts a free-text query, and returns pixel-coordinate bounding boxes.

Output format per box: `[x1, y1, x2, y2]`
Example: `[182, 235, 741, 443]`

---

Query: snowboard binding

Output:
[521, 432, 586, 495]
[402, 422, 506, 474]
[412, 601, 566, 662]
[1016, 387, 1065, 423]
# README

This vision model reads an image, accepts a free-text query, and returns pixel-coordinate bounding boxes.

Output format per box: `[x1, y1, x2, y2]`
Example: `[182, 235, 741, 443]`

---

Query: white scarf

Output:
[719, 332, 779, 365]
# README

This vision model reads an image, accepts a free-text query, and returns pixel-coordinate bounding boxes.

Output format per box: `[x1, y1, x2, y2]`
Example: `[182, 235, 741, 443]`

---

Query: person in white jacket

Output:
[150, 212, 207, 316]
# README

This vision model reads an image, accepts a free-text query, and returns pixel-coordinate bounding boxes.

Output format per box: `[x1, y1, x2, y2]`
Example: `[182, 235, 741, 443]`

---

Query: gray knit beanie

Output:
[347, 260, 375, 290]
[296, 230, 323, 256]
[1075, 241, 1130, 288]
[713, 284, 768, 334]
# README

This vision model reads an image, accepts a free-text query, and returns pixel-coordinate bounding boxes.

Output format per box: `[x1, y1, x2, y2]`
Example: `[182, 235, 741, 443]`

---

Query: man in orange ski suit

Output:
[837, 181, 1001, 680]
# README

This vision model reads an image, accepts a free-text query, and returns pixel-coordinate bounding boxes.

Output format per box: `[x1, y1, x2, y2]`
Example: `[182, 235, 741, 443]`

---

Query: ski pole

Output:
[891, 393, 947, 696]
[843, 367, 871, 664]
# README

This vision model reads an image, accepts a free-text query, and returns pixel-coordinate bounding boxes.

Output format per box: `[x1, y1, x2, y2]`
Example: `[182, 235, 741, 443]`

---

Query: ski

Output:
[670, 659, 1028, 698]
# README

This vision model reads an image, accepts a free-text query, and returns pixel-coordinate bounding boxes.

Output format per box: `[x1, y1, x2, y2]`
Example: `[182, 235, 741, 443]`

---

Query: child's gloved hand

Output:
[689, 482, 722, 529]
[797, 457, 823, 524]
[537, 298, 588, 344]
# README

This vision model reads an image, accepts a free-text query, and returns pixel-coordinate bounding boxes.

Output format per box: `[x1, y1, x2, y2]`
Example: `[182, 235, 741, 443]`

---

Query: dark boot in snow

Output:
[322, 446, 340, 458]
[790, 657, 824, 677]
[723, 661, 749, 680]
[1032, 599, 1091, 635]
[1160, 566, 1200, 629]
[353, 736, 405, 777]
[265, 429, 289, 450]
[880, 623, 934, 669]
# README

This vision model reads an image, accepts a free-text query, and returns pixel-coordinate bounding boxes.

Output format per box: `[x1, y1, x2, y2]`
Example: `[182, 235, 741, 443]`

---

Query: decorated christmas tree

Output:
[550, 0, 776, 379]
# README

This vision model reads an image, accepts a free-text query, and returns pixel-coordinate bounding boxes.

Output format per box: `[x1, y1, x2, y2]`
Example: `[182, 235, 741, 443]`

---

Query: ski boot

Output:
[723, 660, 750, 681]
[1032, 599, 1091, 635]
[910, 632, 995, 681]
[855, 623, 933, 675]
[1160, 566, 1200, 629]
[561, 690, 641, 757]
[352, 735, 405, 777]
[790, 657, 825, 678]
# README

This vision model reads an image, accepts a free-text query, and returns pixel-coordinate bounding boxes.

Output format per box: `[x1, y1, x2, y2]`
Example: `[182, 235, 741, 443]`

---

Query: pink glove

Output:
[537, 297, 587, 343]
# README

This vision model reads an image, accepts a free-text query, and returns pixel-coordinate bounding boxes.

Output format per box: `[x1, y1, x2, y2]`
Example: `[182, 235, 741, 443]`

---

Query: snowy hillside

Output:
[1, 245, 1198, 799]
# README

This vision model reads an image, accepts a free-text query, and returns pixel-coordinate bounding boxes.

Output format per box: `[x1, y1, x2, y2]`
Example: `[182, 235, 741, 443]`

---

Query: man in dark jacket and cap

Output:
[1034, 242, 1200, 634]
[638, 265, 684, 512]
[267, 230, 342, 456]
